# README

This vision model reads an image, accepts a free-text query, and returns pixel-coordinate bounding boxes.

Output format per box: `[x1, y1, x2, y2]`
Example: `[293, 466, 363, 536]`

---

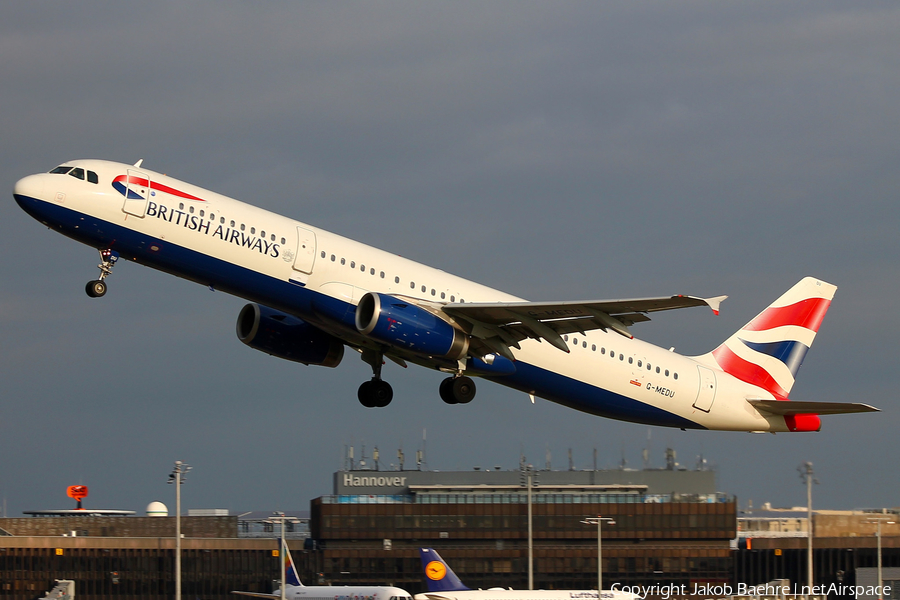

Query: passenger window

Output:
[637, 360, 642, 367]
[628, 357, 633, 364]
[564, 335, 569, 341]
[271, 234, 276, 241]
[351, 261, 355, 268]
[69, 168, 85, 180]
[592, 344, 596, 351]
[572, 338, 578, 345]
[395, 276, 400, 284]
[180, 203, 185, 210]
[431, 289, 436, 296]
[250, 226, 254, 233]
[321, 251, 326, 258]
[450, 295, 455, 302]
[341, 258, 346, 265]
[231, 220, 236, 227]
[200, 210, 205, 217]
[619, 354, 624, 361]
[656, 366, 661, 373]
[583, 341, 587, 348]
[280, 237, 285, 244]
[370, 268, 375, 275]
[260, 230, 265, 237]
[441, 292, 446, 299]
[190, 206, 195, 214]
[331, 255, 336, 261]
[674, 373, 679, 380]
[665, 369, 669, 376]
[361, 264, 365, 272]
[647, 363, 652, 371]
[222, 218, 226, 224]
[87, 170, 98, 184]
[601, 348, 605, 354]
[421, 285, 426, 293]
[380, 271, 385, 278]
[410, 282, 415, 289]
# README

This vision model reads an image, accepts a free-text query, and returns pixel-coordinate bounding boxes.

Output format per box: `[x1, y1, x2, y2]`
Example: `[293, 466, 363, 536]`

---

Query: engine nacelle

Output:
[355, 292, 469, 359]
[237, 304, 344, 367]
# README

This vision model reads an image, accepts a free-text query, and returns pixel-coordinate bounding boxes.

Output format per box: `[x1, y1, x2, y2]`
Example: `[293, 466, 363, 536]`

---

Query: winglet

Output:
[701, 295, 728, 316]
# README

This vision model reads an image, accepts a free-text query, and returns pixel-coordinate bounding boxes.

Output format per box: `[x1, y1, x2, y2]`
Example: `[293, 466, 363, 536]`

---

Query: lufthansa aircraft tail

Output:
[419, 548, 470, 592]
[697, 276, 876, 431]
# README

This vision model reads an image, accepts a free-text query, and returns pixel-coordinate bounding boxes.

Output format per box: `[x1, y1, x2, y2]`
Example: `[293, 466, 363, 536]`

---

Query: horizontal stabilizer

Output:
[748, 399, 879, 416]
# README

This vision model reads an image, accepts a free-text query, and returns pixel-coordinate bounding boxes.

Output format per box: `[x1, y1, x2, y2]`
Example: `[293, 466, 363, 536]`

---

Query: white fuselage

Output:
[14, 159, 787, 432]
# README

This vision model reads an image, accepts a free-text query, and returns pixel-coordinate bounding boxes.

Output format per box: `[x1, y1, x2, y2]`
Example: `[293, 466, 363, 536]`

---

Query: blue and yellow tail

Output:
[419, 548, 470, 592]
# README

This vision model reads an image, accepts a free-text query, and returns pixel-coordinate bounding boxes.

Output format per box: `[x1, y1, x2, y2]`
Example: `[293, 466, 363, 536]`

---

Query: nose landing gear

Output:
[85, 249, 119, 298]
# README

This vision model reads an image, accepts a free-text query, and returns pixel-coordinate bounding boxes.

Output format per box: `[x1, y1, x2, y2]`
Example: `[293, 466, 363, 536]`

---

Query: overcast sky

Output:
[1, 2, 898, 518]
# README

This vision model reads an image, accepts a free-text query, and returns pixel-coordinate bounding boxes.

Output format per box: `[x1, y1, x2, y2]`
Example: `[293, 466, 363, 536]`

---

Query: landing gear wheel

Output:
[440, 376, 476, 404]
[358, 379, 393, 408]
[86, 280, 107, 298]
[439, 377, 458, 404]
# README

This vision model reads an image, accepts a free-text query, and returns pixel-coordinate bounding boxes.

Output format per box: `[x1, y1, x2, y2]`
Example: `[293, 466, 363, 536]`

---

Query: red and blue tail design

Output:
[709, 277, 836, 400]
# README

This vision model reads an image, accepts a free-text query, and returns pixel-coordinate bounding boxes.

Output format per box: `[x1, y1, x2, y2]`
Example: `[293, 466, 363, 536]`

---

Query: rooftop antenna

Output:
[665, 448, 676, 470]
[593, 448, 598, 472]
[373, 447, 380, 471]
[568, 449, 574, 471]
[347, 445, 355, 471]
[397, 446, 405, 471]
[642, 429, 651, 469]
[545, 446, 552, 471]
[359, 444, 368, 470]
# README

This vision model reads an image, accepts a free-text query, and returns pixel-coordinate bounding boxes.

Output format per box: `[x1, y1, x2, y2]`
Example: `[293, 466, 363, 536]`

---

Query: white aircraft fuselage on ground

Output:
[14, 160, 876, 431]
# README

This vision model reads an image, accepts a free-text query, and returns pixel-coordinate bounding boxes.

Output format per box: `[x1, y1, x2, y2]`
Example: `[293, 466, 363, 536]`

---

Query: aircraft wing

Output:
[748, 400, 880, 416]
[442, 294, 726, 360]
[231, 592, 279, 599]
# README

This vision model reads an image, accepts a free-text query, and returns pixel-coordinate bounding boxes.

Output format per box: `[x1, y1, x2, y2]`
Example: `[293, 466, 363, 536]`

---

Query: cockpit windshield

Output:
[49, 165, 99, 184]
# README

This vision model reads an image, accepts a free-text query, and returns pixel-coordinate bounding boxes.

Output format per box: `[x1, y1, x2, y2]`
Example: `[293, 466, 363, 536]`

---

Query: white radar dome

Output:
[146, 501, 168, 517]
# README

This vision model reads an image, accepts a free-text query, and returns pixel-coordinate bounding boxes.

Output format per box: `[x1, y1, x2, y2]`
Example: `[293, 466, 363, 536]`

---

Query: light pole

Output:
[581, 516, 615, 593]
[798, 462, 817, 595]
[521, 463, 536, 590]
[168, 460, 191, 600]
[269, 512, 290, 600]
[863, 517, 895, 600]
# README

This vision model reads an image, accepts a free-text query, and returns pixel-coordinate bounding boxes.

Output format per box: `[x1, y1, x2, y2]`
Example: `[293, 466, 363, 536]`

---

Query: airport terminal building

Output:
[1, 457, 897, 600]
[305, 461, 734, 591]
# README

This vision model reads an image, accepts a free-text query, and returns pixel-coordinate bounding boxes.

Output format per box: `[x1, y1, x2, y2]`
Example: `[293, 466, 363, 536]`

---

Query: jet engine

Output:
[355, 292, 469, 359]
[237, 304, 344, 367]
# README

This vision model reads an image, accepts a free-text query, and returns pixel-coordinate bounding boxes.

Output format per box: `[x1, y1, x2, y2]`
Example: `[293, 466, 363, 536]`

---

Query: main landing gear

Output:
[358, 350, 393, 408]
[439, 375, 476, 404]
[356, 350, 477, 408]
[85, 249, 119, 298]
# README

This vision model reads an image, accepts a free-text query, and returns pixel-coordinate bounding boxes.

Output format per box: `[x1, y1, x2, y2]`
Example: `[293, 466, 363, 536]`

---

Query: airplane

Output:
[233, 539, 413, 600]
[14, 159, 877, 431]
[415, 548, 639, 600]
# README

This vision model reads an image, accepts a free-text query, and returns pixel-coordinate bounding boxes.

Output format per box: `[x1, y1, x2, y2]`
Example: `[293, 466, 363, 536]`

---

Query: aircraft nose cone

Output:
[13, 174, 45, 203]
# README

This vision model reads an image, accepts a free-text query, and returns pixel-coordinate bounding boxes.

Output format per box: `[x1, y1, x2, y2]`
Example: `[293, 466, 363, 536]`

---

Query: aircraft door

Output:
[122, 169, 150, 217]
[293, 226, 317, 274]
[693, 366, 717, 412]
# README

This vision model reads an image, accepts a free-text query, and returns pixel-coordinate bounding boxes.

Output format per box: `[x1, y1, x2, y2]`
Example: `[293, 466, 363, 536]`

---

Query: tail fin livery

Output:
[707, 277, 836, 400]
[419, 548, 470, 592]
[281, 538, 303, 587]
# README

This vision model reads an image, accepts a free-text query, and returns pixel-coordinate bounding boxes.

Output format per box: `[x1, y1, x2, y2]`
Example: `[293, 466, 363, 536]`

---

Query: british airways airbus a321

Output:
[14, 159, 877, 431]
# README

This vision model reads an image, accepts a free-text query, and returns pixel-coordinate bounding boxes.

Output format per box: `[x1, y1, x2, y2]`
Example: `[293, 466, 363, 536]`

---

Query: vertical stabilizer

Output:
[702, 277, 836, 399]
[281, 538, 303, 587]
[419, 548, 470, 592]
